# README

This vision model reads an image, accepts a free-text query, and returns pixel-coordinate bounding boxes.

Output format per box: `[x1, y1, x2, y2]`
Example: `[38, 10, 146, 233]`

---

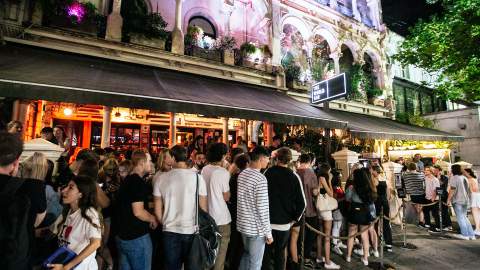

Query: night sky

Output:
[381, 0, 443, 36]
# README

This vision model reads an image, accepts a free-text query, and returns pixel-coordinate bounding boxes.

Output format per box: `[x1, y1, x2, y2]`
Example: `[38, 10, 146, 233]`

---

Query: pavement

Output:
[307, 223, 480, 270]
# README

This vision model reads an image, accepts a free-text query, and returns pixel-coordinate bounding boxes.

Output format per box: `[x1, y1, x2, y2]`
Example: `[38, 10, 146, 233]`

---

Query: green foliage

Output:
[396, 112, 435, 128]
[121, 0, 168, 40]
[240, 42, 257, 55]
[311, 59, 334, 81]
[367, 87, 383, 99]
[184, 26, 202, 47]
[394, 0, 480, 102]
[347, 64, 368, 102]
[281, 54, 301, 83]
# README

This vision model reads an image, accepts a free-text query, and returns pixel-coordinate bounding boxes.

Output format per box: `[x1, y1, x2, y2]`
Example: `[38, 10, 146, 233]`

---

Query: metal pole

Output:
[300, 214, 305, 270]
[402, 199, 407, 247]
[438, 198, 443, 233]
[379, 206, 384, 268]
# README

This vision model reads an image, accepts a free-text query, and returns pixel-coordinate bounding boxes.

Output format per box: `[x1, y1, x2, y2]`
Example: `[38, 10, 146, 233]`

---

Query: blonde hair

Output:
[156, 147, 173, 172]
[22, 152, 49, 180]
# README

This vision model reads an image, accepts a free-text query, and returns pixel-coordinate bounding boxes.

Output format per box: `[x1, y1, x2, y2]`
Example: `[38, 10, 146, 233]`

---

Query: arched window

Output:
[188, 16, 216, 38]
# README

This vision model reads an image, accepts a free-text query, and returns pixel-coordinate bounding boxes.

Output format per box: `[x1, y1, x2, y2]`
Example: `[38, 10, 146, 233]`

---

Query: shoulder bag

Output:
[316, 192, 338, 212]
[186, 174, 221, 270]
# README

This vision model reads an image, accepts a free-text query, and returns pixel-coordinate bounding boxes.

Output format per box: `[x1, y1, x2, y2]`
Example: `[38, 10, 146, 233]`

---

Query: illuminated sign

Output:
[311, 73, 347, 104]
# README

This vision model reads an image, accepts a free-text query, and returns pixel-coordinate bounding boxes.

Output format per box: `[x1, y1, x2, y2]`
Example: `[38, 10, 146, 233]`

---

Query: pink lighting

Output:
[67, 2, 86, 22]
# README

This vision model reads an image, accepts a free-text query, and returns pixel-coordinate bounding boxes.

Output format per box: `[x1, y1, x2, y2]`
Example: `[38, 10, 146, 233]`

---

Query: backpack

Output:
[0, 177, 31, 270]
[185, 174, 221, 270]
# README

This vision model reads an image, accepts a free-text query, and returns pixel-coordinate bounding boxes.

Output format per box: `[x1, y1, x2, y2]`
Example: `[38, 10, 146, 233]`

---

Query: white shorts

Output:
[319, 210, 333, 221]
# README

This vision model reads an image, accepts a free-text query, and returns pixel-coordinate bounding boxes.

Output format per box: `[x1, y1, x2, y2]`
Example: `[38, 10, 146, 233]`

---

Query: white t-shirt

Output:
[202, 164, 232, 225]
[153, 168, 207, 234]
[52, 207, 101, 270]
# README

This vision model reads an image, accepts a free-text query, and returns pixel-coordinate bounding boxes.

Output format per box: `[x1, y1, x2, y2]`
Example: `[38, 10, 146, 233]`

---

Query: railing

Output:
[0, 22, 26, 39]
[185, 46, 222, 63]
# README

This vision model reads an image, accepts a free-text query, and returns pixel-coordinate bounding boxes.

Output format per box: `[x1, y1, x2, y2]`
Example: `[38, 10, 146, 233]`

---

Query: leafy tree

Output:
[394, 0, 480, 102]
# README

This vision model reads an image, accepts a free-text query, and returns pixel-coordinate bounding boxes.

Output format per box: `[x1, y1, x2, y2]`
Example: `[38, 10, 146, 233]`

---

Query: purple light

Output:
[67, 2, 86, 22]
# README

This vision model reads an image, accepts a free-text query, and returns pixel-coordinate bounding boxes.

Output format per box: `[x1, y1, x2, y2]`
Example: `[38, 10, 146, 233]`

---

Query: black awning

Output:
[328, 110, 463, 142]
[0, 44, 347, 129]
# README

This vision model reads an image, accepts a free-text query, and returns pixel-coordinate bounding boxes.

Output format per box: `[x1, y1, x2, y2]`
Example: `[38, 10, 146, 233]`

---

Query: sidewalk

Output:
[310, 224, 480, 270]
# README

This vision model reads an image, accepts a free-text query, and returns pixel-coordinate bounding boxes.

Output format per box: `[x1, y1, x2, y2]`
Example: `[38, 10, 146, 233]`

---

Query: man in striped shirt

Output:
[403, 162, 428, 228]
[237, 146, 273, 270]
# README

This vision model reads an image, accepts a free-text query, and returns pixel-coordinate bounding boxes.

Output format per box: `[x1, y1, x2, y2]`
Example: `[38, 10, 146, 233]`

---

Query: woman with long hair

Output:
[464, 168, 480, 235]
[48, 175, 102, 270]
[96, 158, 121, 270]
[155, 148, 174, 174]
[345, 168, 377, 266]
[54, 125, 70, 150]
[315, 163, 340, 269]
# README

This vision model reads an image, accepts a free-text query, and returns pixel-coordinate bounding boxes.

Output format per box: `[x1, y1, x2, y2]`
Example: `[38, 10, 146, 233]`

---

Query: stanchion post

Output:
[379, 205, 384, 268]
[402, 199, 407, 248]
[438, 199, 443, 233]
[300, 215, 305, 270]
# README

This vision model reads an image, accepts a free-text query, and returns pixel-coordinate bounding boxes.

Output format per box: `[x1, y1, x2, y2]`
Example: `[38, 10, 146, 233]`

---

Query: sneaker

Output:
[324, 261, 340, 269]
[371, 249, 379, 258]
[333, 245, 343, 256]
[345, 256, 351, 263]
[417, 223, 428, 229]
[354, 238, 360, 245]
[443, 226, 453, 232]
[316, 257, 325, 264]
[474, 230, 480, 236]
[361, 257, 369, 266]
[354, 248, 364, 256]
[385, 244, 393, 253]
[452, 234, 471, 240]
[304, 259, 315, 268]
[470, 236, 476, 240]
[425, 224, 431, 228]
[428, 228, 441, 233]
[337, 242, 347, 249]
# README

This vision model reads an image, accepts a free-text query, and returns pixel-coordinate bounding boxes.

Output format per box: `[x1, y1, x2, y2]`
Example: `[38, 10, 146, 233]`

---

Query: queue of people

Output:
[1, 127, 479, 270]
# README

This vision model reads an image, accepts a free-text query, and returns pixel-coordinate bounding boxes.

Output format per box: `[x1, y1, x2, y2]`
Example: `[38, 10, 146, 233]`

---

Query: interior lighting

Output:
[63, 108, 73, 116]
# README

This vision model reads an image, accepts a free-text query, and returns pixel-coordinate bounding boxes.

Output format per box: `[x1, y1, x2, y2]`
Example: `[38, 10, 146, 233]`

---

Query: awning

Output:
[328, 110, 463, 142]
[0, 44, 347, 129]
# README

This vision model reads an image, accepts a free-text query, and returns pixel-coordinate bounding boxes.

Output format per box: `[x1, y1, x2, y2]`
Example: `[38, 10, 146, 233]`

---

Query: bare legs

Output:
[346, 224, 369, 262]
[472, 207, 480, 232]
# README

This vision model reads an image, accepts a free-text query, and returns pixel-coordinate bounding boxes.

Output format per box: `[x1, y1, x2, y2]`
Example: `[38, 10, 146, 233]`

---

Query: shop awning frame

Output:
[0, 44, 347, 129]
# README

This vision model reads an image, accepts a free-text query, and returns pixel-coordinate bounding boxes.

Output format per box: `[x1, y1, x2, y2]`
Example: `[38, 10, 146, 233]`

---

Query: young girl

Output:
[48, 176, 102, 270]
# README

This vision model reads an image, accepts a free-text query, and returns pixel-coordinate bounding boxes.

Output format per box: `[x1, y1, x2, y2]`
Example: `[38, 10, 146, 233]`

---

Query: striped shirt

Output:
[403, 171, 425, 196]
[236, 168, 272, 239]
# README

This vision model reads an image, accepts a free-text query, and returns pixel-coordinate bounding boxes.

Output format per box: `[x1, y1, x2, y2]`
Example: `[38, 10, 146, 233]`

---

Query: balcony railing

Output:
[0, 22, 284, 90]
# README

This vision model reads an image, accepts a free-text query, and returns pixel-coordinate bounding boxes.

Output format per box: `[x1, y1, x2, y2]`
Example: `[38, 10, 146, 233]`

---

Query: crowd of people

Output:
[1, 124, 479, 270]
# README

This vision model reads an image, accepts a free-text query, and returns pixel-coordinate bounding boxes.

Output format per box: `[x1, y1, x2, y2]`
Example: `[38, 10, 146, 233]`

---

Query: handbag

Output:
[316, 193, 338, 212]
[185, 174, 221, 270]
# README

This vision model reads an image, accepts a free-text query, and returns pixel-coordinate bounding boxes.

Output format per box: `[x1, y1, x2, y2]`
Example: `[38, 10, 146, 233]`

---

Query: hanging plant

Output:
[347, 64, 368, 102]
[240, 42, 257, 56]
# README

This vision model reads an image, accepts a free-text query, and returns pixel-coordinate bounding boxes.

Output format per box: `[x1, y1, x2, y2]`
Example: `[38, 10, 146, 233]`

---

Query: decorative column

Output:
[222, 117, 229, 146]
[367, 0, 381, 29]
[244, 120, 249, 145]
[100, 106, 112, 148]
[270, 0, 282, 66]
[169, 112, 176, 147]
[171, 0, 185, 55]
[105, 0, 123, 42]
[352, 0, 361, 21]
[329, 51, 342, 75]
[248, 120, 254, 145]
[329, 0, 338, 10]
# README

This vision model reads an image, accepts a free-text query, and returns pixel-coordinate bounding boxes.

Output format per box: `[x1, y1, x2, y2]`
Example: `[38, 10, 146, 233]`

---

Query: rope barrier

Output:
[382, 203, 404, 222]
[305, 217, 380, 240]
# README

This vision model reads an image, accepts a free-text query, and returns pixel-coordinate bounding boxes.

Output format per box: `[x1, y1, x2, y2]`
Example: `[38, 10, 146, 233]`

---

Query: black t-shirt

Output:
[115, 173, 150, 240]
[0, 174, 46, 264]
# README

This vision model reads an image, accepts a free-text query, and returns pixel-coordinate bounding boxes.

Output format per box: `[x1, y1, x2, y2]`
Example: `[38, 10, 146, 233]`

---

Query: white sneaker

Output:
[372, 250, 379, 258]
[316, 257, 325, 264]
[324, 261, 341, 269]
[452, 234, 471, 240]
[353, 248, 364, 256]
[333, 245, 343, 256]
[474, 230, 480, 236]
[470, 236, 476, 240]
[345, 256, 351, 263]
[337, 242, 347, 249]
[354, 238, 360, 245]
[361, 257, 369, 266]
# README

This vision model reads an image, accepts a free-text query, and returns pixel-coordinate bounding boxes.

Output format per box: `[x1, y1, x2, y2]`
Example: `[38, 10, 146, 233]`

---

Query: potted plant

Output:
[240, 42, 257, 58]
[41, 1, 104, 36]
[214, 36, 237, 65]
[129, 13, 168, 49]
[366, 86, 384, 105]
[284, 63, 301, 88]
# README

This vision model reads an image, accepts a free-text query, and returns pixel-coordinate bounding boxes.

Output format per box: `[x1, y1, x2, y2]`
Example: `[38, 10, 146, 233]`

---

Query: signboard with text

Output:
[310, 73, 347, 104]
